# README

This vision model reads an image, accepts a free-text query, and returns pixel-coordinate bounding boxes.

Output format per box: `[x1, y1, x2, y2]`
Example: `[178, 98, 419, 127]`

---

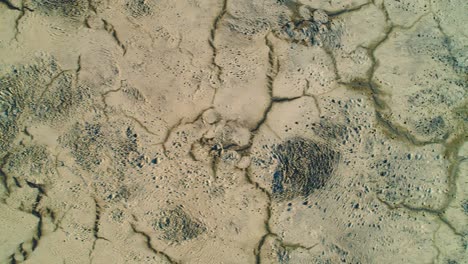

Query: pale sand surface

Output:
[0, 0, 467, 263]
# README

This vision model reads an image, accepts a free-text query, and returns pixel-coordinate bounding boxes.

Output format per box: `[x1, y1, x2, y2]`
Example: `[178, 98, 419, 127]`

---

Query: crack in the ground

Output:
[349, 3, 468, 242]
[431, 223, 442, 264]
[0, 154, 12, 200]
[375, 193, 463, 238]
[99, 80, 125, 122]
[2, 1, 462, 263]
[10, 1, 33, 42]
[372, 133, 466, 238]
[251, 33, 280, 133]
[130, 223, 179, 264]
[431, 10, 468, 75]
[37, 69, 75, 102]
[101, 19, 127, 56]
[1, 154, 70, 263]
[337, 4, 445, 148]
[323, 45, 341, 81]
[154, 106, 216, 159]
[244, 163, 317, 263]
[75, 55, 82, 82]
[250, 33, 326, 135]
[208, 0, 228, 87]
[123, 113, 159, 136]
[27, 183, 44, 253]
[7, 180, 47, 263]
[86, 0, 97, 15]
[89, 197, 109, 263]
[246, 3, 466, 262]
[244, 167, 273, 264]
[158, 118, 183, 158]
[0, 0, 20, 11]
[241, 36, 324, 262]
[327, 1, 373, 18]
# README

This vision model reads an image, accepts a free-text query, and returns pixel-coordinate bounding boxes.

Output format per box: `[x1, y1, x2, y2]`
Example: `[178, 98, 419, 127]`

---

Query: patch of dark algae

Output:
[272, 137, 340, 200]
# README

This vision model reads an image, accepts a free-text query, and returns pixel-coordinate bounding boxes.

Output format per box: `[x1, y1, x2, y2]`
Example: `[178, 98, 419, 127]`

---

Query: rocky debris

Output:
[279, 9, 341, 47]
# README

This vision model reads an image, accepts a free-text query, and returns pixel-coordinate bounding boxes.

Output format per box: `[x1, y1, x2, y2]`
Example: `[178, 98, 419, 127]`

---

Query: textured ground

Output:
[0, 0, 467, 263]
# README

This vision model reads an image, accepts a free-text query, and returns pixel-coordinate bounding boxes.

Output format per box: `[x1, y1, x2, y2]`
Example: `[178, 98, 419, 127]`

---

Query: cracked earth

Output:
[0, 0, 467, 263]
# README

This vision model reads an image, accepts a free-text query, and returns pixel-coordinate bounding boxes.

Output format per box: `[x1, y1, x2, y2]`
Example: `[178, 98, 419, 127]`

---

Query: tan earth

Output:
[0, 0, 466, 263]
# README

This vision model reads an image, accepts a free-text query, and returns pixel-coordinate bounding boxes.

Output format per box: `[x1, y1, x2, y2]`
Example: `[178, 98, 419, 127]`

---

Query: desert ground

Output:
[0, 0, 467, 263]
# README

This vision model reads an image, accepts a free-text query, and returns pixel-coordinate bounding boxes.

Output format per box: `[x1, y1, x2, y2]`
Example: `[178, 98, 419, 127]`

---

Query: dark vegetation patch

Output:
[414, 116, 448, 139]
[125, 0, 153, 17]
[60, 123, 144, 171]
[272, 137, 340, 200]
[0, 58, 63, 155]
[31, 0, 89, 18]
[153, 206, 206, 243]
[4, 145, 53, 180]
[462, 200, 468, 215]
[62, 122, 105, 170]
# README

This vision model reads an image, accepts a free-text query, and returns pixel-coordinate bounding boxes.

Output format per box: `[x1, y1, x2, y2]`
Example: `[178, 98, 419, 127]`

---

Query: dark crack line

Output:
[0, 154, 11, 198]
[0, 0, 20, 10]
[246, 8, 462, 261]
[251, 94, 307, 134]
[251, 33, 279, 133]
[76, 55, 82, 83]
[323, 45, 341, 81]
[337, 4, 444, 147]
[28, 184, 45, 253]
[255, 233, 270, 264]
[374, 135, 466, 234]
[158, 118, 183, 159]
[152, 108, 214, 157]
[209, 0, 228, 87]
[209, 153, 219, 182]
[12, 176, 21, 188]
[10, 0, 33, 42]
[244, 167, 275, 264]
[188, 141, 200, 162]
[351, 3, 467, 239]
[281, 241, 318, 251]
[130, 223, 179, 264]
[439, 135, 467, 225]
[100, 80, 125, 121]
[123, 113, 159, 136]
[19, 243, 27, 261]
[86, 0, 97, 14]
[13, 8, 25, 42]
[250, 34, 323, 135]
[92, 198, 108, 242]
[375, 195, 463, 237]
[374, 111, 446, 146]
[89, 197, 109, 263]
[38, 70, 72, 102]
[327, 2, 373, 18]
[5, 188, 47, 262]
[251, 101, 273, 133]
[16, 176, 63, 260]
[157, 106, 215, 149]
[9, 254, 17, 264]
[102, 19, 127, 56]
[431, 223, 442, 264]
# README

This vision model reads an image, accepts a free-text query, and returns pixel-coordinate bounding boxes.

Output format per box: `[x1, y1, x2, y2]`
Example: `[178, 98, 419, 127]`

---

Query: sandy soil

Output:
[0, 0, 466, 263]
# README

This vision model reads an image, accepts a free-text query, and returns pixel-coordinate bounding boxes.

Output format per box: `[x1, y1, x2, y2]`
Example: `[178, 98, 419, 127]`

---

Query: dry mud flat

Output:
[0, 0, 466, 263]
